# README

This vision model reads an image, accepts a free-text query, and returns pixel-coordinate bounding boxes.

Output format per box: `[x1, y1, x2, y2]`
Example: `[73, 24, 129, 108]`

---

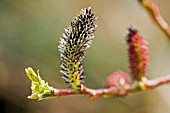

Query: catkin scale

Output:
[58, 7, 97, 90]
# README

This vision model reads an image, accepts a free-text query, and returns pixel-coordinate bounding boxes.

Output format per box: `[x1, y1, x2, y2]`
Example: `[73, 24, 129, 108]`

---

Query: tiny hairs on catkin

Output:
[58, 7, 97, 90]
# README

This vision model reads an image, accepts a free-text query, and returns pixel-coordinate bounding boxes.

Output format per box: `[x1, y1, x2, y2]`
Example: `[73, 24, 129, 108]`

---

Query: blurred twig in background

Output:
[139, 0, 170, 39]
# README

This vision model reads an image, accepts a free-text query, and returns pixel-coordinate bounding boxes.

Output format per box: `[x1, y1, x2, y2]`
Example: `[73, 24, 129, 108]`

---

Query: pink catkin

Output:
[106, 70, 130, 88]
[127, 27, 149, 81]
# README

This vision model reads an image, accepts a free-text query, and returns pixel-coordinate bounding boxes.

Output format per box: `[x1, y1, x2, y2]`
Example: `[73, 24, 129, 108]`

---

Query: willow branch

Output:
[25, 7, 170, 101]
[139, 0, 170, 39]
[51, 75, 170, 100]
[25, 67, 170, 100]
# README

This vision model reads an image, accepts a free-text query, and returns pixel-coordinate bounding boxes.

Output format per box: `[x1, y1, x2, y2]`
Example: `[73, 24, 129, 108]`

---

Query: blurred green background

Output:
[0, 0, 170, 113]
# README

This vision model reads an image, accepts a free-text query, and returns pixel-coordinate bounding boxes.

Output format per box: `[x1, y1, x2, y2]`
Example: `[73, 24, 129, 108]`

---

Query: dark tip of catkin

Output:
[127, 26, 138, 43]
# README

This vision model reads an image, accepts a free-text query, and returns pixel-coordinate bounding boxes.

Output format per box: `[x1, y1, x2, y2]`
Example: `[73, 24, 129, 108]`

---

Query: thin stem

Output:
[51, 75, 170, 100]
[80, 85, 139, 100]
[142, 75, 170, 89]
[139, 0, 170, 39]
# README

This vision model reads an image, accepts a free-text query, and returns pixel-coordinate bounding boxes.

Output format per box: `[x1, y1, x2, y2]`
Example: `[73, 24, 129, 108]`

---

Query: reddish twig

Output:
[142, 75, 170, 89]
[51, 75, 170, 100]
[139, 0, 170, 39]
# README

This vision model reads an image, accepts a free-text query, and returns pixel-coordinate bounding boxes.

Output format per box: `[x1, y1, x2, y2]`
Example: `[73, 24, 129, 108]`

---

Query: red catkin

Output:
[127, 27, 149, 81]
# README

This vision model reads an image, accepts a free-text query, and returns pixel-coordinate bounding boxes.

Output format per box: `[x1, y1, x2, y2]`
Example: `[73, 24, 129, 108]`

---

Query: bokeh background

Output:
[0, 0, 170, 113]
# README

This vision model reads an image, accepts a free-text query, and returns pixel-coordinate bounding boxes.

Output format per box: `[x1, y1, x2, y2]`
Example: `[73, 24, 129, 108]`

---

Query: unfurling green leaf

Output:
[25, 67, 56, 100]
